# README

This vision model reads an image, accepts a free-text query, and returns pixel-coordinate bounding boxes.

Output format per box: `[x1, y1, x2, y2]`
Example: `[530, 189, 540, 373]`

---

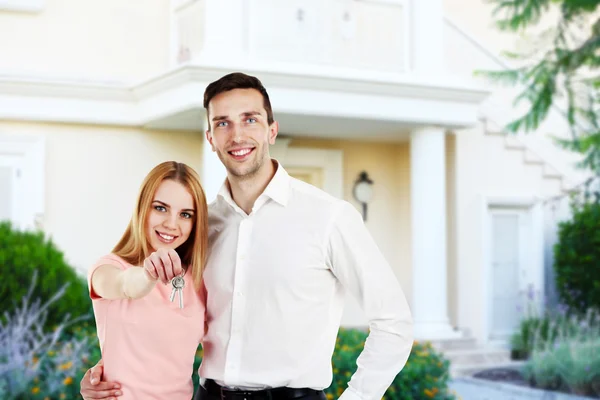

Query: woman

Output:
[87, 161, 208, 400]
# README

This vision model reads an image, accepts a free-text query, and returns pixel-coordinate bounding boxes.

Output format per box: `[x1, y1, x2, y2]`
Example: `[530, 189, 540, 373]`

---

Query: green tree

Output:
[481, 0, 600, 174]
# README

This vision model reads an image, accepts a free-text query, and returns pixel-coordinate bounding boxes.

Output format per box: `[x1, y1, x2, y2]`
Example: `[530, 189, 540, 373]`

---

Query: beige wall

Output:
[1, 121, 203, 275]
[0, 0, 170, 81]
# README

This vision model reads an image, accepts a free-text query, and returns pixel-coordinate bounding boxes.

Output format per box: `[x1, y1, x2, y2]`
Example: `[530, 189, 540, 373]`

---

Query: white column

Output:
[202, 119, 227, 203]
[411, 127, 459, 339]
[410, 0, 444, 74]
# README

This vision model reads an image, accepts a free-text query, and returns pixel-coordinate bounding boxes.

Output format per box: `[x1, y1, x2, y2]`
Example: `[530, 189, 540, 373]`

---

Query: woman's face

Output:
[145, 179, 195, 253]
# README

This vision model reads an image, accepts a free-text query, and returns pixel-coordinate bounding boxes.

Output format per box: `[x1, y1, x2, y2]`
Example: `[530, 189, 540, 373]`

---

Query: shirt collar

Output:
[262, 160, 290, 206]
[217, 159, 291, 209]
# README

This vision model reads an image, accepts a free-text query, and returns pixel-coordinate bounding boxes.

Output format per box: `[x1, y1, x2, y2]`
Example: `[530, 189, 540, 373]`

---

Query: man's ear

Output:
[268, 121, 279, 145]
[205, 129, 216, 152]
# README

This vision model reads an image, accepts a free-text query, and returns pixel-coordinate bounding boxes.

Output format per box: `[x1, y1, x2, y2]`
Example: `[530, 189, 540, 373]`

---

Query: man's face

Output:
[206, 88, 278, 179]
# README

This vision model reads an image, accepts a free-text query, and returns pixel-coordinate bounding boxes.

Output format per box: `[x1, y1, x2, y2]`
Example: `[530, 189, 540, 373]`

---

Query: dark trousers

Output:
[193, 380, 327, 400]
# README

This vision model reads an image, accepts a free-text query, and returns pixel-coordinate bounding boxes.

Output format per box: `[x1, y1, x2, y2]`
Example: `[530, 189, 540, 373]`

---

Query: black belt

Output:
[204, 379, 322, 400]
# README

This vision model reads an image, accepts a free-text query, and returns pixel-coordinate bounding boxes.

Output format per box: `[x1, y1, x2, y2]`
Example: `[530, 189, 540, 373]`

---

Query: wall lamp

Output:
[352, 171, 374, 221]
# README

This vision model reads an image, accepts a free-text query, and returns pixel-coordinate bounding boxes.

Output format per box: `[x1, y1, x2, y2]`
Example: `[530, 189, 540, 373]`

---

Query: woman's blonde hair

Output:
[112, 161, 208, 290]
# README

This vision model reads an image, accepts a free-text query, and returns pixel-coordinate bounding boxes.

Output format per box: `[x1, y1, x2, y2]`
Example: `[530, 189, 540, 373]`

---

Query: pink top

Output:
[88, 254, 205, 400]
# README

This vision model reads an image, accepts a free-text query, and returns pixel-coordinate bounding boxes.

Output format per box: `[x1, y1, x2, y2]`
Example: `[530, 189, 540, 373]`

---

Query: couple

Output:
[81, 72, 414, 400]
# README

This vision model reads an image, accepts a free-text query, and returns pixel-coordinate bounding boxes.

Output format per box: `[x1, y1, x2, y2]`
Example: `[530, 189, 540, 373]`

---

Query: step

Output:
[442, 347, 512, 365]
[543, 163, 563, 179]
[504, 135, 526, 150]
[450, 360, 526, 378]
[522, 149, 544, 165]
[428, 336, 477, 351]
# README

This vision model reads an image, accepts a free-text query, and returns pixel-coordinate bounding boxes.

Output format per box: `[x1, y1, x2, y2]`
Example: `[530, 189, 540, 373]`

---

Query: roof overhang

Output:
[0, 60, 490, 139]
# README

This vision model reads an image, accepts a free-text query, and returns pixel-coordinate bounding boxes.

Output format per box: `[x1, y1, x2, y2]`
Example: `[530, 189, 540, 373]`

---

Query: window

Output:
[0, 134, 45, 231]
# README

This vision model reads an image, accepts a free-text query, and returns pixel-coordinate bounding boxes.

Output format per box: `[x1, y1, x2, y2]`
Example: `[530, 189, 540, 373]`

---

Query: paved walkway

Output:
[449, 378, 595, 400]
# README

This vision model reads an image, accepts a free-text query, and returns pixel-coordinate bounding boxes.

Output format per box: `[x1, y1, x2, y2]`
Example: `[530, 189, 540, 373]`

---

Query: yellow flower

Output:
[59, 361, 73, 370]
[60, 393, 67, 399]
[326, 393, 334, 400]
[31, 387, 40, 394]
[63, 376, 73, 385]
[47, 350, 55, 356]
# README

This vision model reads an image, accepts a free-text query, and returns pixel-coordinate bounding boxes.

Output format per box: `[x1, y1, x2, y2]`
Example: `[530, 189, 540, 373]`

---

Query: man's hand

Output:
[80, 360, 122, 400]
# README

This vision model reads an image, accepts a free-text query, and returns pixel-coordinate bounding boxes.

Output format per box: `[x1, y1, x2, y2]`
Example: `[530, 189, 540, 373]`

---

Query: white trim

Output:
[0, 0, 44, 13]
[134, 63, 487, 102]
[480, 195, 545, 344]
[0, 134, 45, 231]
[402, 0, 411, 73]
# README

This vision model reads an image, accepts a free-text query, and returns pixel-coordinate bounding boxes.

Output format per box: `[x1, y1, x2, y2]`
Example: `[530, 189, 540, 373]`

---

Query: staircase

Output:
[429, 337, 525, 378]
[483, 119, 575, 195]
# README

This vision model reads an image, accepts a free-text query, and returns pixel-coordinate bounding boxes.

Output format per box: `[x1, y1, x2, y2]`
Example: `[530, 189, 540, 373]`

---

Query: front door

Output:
[488, 207, 531, 340]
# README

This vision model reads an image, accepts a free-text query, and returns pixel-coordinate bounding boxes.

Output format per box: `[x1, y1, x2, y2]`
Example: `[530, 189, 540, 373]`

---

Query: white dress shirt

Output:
[199, 161, 413, 400]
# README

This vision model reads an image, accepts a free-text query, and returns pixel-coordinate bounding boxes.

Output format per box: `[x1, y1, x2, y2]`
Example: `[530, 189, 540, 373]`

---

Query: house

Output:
[0, 0, 589, 373]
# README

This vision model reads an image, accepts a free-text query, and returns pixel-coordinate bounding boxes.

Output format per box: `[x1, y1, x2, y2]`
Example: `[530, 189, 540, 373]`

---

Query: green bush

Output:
[191, 329, 454, 400]
[0, 221, 92, 332]
[327, 328, 454, 400]
[554, 201, 600, 314]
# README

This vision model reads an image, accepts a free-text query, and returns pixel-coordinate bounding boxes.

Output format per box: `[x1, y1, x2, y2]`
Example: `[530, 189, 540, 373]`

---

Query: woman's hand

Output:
[143, 248, 183, 285]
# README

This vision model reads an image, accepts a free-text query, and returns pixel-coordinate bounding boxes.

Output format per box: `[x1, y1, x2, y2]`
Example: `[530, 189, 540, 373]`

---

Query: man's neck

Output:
[228, 160, 276, 215]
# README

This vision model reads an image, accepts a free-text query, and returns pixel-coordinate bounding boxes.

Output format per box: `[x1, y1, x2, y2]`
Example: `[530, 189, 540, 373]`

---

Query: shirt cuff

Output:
[338, 388, 363, 400]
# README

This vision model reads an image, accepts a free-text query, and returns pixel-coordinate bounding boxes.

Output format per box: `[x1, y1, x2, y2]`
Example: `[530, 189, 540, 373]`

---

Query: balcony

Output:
[172, 0, 409, 73]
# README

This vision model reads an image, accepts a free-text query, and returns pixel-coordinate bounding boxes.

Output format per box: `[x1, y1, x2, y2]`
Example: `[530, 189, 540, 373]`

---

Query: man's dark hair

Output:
[203, 72, 274, 127]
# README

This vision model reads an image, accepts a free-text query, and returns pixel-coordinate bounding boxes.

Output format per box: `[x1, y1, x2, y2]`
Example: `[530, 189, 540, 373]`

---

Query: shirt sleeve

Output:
[326, 201, 414, 400]
[87, 254, 128, 300]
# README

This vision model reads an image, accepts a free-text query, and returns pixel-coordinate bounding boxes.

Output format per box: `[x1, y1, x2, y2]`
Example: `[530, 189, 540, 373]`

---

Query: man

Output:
[80, 72, 413, 400]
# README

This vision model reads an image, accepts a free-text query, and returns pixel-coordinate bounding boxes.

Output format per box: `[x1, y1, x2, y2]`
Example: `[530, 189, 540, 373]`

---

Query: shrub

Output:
[326, 328, 454, 400]
[510, 310, 578, 360]
[191, 329, 454, 400]
[0, 221, 92, 332]
[0, 272, 96, 400]
[553, 201, 600, 314]
[522, 309, 600, 397]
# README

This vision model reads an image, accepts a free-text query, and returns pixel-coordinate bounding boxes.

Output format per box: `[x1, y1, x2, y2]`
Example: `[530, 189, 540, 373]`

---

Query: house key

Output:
[170, 275, 185, 309]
